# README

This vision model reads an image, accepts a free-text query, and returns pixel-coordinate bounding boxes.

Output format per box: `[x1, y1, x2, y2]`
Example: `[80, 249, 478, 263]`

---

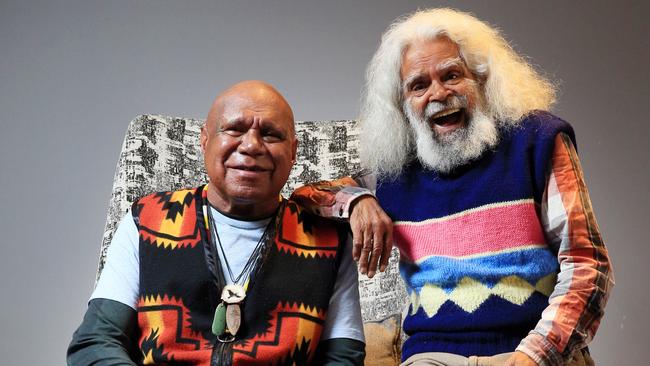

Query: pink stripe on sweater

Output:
[395, 200, 546, 262]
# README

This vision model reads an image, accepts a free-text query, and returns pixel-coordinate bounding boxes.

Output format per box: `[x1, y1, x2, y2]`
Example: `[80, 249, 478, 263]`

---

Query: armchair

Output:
[97, 115, 408, 365]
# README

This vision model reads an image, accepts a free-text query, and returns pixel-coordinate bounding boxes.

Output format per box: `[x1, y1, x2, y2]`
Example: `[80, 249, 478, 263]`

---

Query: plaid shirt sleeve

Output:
[289, 176, 375, 220]
[516, 133, 614, 365]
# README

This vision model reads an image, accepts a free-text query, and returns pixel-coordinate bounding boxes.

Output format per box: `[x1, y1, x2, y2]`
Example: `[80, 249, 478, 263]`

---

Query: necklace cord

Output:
[205, 201, 283, 292]
[202, 197, 285, 350]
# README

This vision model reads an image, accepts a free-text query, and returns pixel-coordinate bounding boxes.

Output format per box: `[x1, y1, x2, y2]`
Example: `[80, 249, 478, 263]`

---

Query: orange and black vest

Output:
[132, 185, 347, 365]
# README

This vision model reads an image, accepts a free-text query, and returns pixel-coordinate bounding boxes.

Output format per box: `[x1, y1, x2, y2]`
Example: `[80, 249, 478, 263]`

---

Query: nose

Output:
[428, 80, 452, 102]
[238, 129, 265, 155]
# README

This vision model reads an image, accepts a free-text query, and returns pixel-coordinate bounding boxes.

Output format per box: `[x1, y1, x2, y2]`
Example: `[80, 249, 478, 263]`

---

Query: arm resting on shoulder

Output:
[515, 133, 614, 366]
[67, 298, 140, 366]
[290, 176, 372, 220]
[290, 174, 393, 277]
[313, 338, 365, 366]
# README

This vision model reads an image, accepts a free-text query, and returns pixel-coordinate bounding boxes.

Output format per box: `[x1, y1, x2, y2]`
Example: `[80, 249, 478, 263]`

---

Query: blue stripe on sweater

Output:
[400, 247, 559, 291]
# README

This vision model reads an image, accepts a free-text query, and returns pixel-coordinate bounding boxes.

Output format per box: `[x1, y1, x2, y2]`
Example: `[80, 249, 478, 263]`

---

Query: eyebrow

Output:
[436, 57, 464, 72]
[261, 122, 288, 135]
[402, 57, 466, 91]
[216, 117, 246, 131]
[402, 75, 423, 91]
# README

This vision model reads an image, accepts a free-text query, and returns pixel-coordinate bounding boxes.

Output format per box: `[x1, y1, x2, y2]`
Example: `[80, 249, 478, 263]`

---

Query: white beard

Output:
[404, 103, 499, 174]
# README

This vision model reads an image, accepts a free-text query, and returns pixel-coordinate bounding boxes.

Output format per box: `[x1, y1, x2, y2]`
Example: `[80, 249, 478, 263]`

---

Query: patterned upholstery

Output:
[98, 114, 408, 326]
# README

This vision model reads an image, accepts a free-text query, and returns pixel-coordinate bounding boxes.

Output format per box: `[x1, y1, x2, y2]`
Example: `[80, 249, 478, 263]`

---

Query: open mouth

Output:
[432, 108, 463, 126]
[429, 108, 466, 133]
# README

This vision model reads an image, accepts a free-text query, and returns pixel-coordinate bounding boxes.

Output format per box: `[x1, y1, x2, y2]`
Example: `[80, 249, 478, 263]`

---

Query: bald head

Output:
[200, 80, 298, 219]
[206, 80, 295, 134]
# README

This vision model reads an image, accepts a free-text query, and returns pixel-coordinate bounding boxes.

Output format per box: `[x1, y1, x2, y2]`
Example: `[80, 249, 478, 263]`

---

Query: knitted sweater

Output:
[133, 185, 347, 365]
[375, 112, 575, 360]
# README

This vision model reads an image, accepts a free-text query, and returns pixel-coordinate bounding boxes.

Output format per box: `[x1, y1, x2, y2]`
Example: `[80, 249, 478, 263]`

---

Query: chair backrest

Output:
[99, 114, 408, 323]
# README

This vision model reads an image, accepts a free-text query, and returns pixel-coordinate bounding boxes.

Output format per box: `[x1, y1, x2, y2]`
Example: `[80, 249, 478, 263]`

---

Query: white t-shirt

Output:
[91, 207, 364, 342]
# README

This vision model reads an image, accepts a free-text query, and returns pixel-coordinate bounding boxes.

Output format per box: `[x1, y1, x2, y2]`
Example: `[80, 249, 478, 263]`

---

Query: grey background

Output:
[1, 0, 647, 364]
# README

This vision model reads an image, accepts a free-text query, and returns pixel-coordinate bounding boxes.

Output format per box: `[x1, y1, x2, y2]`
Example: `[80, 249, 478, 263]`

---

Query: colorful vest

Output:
[132, 185, 347, 365]
[375, 112, 575, 360]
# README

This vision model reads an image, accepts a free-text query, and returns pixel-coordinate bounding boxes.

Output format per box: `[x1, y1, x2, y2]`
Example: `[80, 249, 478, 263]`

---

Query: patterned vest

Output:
[376, 112, 575, 360]
[132, 185, 347, 365]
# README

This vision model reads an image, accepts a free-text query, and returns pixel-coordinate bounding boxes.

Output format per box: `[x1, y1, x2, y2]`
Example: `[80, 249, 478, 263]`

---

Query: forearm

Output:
[291, 173, 391, 277]
[519, 247, 612, 365]
[290, 176, 374, 220]
[313, 338, 365, 366]
[519, 240, 612, 365]
[67, 298, 140, 366]
[517, 134, 614, 365]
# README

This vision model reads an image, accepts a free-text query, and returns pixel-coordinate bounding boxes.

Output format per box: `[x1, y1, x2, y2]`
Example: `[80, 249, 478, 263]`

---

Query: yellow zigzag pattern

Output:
[411, 274, 557, 317]
[276, 301, 327, 319]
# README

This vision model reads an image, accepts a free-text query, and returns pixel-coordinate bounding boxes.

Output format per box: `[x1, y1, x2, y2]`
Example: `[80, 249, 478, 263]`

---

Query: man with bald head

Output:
[68, 81, 366, 365]
[201, 81, 298, 220]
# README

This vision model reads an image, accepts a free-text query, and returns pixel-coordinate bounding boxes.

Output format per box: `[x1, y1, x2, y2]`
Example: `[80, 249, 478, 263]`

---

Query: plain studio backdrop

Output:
[1, 1, 648, 364]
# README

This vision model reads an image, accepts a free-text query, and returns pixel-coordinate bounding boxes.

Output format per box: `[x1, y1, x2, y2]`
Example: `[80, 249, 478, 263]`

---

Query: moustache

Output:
[423, 95, 469, 119]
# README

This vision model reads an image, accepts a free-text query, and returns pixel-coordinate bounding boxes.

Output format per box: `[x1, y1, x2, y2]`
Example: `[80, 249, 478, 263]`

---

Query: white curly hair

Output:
[359, 8, 557, 177]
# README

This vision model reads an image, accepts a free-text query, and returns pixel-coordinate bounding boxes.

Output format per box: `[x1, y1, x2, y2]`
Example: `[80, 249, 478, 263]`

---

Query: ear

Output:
[200, 125, 208, 153]
[291, 135, 298, 164]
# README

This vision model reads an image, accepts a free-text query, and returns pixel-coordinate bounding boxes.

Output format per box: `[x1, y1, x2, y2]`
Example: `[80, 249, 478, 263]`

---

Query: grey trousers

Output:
[400, 352, 513, 366]
[400, 349, 594, 366]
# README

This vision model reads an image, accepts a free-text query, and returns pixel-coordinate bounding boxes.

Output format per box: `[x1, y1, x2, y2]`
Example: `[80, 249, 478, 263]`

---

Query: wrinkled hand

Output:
[349, 196, 393, 278]
[504, 351, 538, 366]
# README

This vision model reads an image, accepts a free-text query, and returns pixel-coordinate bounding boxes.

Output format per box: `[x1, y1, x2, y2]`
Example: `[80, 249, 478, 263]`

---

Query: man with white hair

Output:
[293, 8, 613, 366]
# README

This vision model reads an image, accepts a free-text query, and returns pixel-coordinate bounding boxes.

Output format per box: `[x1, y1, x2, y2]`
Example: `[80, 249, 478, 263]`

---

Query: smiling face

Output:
[400, 37, 480, 139]
[200, 82, 297, 219]
[399, 37, 499, 173]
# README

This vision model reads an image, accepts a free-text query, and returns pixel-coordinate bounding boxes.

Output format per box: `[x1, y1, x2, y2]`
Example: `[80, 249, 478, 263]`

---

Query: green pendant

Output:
[212, 302, 226, 336]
